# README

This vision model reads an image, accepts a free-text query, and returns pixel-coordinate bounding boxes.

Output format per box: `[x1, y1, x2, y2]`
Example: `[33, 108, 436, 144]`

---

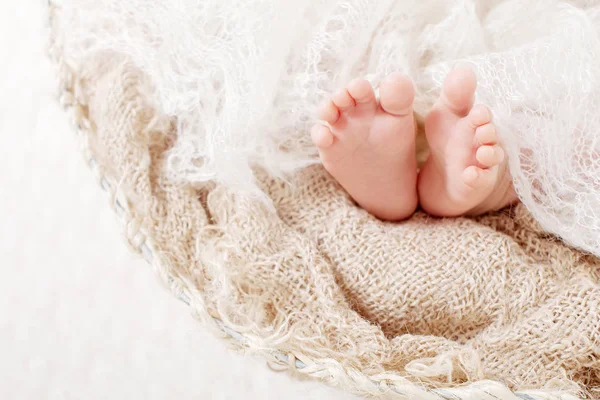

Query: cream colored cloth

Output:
[51, 15, 600, 398]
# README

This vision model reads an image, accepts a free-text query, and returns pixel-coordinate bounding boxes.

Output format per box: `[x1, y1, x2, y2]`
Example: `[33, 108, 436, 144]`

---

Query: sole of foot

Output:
[311, 73, 419, 221]
[418, 66, 517, 217]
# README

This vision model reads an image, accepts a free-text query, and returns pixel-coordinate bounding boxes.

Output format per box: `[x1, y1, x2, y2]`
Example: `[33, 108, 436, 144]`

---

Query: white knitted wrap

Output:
[59, 0, 600, 255]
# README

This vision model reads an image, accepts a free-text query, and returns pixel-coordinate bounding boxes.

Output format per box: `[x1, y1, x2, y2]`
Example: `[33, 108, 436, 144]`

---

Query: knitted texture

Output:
[50, 3, 600, 399]
[57, 0, 600, 257]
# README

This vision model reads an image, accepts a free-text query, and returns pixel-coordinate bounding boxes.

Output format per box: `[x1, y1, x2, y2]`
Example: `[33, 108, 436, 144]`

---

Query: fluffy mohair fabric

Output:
[58, 0, 600, 257]
[52, 1, 600, 399]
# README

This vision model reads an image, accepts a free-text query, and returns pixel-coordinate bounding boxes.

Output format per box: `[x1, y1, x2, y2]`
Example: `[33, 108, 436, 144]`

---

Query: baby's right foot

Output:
[418, 66, 517, 217]
[311, 73, 418, 221]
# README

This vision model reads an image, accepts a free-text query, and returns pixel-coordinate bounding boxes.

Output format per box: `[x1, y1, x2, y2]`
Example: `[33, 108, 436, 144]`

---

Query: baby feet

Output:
[312, 68, 517, 221]
[418, 66, 517, 217]
[311, 73, 418, 220]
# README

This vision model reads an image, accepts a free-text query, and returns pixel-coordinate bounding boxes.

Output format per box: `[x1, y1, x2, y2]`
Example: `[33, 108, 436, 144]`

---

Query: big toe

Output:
[441, 65, 477, 117]
[379, 72, 415, 116]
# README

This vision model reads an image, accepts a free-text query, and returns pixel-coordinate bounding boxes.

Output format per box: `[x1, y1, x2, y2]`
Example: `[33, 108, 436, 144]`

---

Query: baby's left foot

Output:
[418, 66, 518, 217]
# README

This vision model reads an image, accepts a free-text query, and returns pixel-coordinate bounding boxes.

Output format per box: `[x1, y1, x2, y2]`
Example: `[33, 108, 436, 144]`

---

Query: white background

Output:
[0, 2, 359, 399]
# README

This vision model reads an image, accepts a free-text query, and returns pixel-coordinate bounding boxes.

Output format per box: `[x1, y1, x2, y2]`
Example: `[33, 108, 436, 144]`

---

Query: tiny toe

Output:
[347, 79, 376, 104]
[318, 100, 340, 124]
[441, 65, 477, 116]
[467, 104, 492, 128]
[475, 123, 497, 145]
[311, 124, 334, 148]
[476, 145, 504, 167]
[379, 72, 415, 116]
[332, 88, 356, 110]
[462, 166, 495, 189]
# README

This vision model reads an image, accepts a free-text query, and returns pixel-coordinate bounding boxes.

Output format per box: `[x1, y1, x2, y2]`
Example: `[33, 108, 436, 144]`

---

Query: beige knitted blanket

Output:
[51, 12, 600, 400]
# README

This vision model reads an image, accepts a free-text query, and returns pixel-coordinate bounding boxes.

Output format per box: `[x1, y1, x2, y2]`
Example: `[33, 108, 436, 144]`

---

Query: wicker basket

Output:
[49, 2, 597, 399]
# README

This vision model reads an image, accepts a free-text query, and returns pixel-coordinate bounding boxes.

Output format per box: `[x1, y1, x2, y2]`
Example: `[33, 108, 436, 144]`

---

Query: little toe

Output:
[332, 88, 356, 110]
[462, 166, 496, 189]
[311, 124, 334, 148]
[475, 123, 497, 145]
[441, 65, 477, 117]
[347, 78, 376, 105]
[379, 72, 415, 116]
[476, 145, 504, 167]
[465, 104, 492, 129]
[318, 100, 340, 124]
